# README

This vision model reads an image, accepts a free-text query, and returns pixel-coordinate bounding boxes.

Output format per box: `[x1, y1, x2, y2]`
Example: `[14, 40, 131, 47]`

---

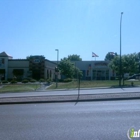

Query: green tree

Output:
[26, 56, 30, 60]
[58, 58, 82, 78]
[68, 54, 82, 61]
[137, 52, 140, 73]
[0, 69, 5, 74]
[109, 53, 139, 85]
[105, 52, 118, 61]
[73, 66, 83, 79]
[110, 53, 139, 75]
[124, 53, 139, 75]
[58, 58, 75, 78]
[13, 69, 24, 80]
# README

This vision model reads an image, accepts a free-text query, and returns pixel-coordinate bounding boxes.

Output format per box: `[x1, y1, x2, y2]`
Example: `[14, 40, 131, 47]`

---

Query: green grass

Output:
[0, 84, 40, 93]
[48, 80, 140, 89]
[0, 80, 139, 92]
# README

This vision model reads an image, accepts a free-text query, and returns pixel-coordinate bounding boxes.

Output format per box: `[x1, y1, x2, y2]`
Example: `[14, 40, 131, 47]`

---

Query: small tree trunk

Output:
[123, 78, 125, 86]
[122, 74, 125, 86]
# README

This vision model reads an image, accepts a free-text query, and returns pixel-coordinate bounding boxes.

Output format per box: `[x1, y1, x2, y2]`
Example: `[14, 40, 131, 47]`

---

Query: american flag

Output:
[92, 52, 99, 57]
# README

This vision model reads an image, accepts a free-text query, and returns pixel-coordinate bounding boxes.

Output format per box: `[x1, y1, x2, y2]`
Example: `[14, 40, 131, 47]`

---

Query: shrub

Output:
[110, 77, 115, 80]
[46, 78, 52, 84]
[115, 77, 119, 80]
[2, 80, 8, 84]
[10, 80, 17, 84]
[63, 78, 72, 82]
[39, 78, 45, 82]
[30, 79, 36, 83]
[8, 78, 13, 82]
[59, 79, 64, 82]
[22, 79, 29, 83]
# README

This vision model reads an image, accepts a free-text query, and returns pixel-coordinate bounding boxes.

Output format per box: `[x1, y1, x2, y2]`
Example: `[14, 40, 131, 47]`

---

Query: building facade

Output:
[74, 61, 115, 80]
[0, 52, 115, 81]
[0, 52, 57, 80]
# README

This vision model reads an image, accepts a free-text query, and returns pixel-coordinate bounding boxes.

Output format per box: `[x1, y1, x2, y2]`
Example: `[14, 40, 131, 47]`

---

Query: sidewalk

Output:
[0, 92, 140, 104]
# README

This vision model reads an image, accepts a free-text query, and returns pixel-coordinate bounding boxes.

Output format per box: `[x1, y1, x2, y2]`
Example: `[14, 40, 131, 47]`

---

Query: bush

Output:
[10, 80, 17, 84]
[59, 79, 64, 82]
[46, 78, 52, 84]
[110, 77, 115, 80]
[8, 78, 13, 82]
[2, 80, 8, 84]
[30, 79, 36, 83]
[63, 78, 72, 82]
[22, 79, 29, 83]
[39, 78, 45, 82]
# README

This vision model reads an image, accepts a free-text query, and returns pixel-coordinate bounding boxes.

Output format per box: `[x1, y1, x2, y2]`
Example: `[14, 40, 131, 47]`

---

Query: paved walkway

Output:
[0, 85, 4, 89]
[36, 83, 52, 91]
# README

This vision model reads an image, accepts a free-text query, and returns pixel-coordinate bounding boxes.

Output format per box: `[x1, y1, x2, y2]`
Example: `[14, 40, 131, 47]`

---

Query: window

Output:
[2, 58, 4, 64]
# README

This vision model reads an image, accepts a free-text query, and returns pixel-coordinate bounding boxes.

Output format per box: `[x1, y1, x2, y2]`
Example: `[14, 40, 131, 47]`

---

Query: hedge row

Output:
[58, 78, 72, 82]
[1, 78, 73, 84]
[1, 78, 52, 84]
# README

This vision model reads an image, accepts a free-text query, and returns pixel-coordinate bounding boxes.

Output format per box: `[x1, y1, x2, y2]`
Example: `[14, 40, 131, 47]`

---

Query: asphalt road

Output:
[0, 87, 140, 98]
[0, 100, 140, 140]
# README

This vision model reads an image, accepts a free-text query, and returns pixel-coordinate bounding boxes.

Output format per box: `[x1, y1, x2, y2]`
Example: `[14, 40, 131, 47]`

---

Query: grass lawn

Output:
[48, 80, 140, 89]
[0, 84, 40, 93]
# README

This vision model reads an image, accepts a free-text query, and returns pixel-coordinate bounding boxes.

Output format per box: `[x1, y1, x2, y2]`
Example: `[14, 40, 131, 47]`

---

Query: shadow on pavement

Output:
[74, 88, 80, 105]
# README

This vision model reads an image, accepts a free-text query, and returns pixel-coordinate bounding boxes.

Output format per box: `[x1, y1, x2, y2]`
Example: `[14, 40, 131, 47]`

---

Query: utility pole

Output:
[119, 12, 123, 87]
[55, 49, 59, 88]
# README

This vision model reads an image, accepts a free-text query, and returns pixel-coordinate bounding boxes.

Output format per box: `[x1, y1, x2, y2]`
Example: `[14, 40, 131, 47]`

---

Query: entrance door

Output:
[0, 69, 5, 80]
[32, 70, 40, 80]
[97, 71, 101, 80]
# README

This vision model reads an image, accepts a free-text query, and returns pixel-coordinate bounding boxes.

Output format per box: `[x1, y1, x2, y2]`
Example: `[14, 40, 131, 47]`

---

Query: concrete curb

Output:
[0, 92, 140, 105]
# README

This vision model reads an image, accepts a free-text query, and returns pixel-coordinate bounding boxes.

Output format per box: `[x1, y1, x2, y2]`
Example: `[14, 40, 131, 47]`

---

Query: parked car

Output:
[128, 74, 140, 79]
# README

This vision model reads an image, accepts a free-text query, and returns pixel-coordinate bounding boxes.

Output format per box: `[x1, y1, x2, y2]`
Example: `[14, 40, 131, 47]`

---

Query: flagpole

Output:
[92, 52, 99, 80]
[91, 55, 92, 80]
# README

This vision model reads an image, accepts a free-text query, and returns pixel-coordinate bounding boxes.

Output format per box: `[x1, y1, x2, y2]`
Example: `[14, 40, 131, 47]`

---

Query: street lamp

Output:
[55, 49, 59, 64]
[55, 49, 59, 88]
[119, 12, 123, 87]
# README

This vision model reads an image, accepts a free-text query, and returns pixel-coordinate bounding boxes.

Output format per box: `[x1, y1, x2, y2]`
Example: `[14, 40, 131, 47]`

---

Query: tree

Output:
[124, 53, 139, 75]
[13, 69, 24, 80]
[58, 58, 75, 78]
[137, 52, 140, 73]
[73, 66, 83, 79]
[0, 69, 5, 74]
[105, 52, 118, 61]
[68, 54, 82, 61]
[26, 56, 30, 60]
[109, 53, 139, 85]
[58, 57, 82, 79]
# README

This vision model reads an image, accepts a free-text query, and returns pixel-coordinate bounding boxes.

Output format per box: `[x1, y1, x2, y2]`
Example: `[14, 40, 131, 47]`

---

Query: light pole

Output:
[55, 49, 59, 88]
[119, 12, 123, 87]
[55, 49, 59, 64]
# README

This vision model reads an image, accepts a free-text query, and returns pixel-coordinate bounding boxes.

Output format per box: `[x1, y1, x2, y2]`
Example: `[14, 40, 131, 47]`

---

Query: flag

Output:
[92, 52, 98, 57]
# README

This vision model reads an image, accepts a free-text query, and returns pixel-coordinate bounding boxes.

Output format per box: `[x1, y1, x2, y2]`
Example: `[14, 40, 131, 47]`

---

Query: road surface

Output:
[0, 100, 140, 140]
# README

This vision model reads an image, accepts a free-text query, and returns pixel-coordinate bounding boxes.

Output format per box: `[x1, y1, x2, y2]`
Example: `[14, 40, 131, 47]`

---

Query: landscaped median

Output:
[0, 84, 41, 93]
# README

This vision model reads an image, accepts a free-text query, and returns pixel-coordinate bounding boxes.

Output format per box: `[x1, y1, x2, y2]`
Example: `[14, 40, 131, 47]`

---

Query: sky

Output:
[0, 0, 140, 61]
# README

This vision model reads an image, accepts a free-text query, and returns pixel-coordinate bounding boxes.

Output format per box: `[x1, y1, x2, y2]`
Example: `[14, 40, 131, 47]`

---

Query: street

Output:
[0, 87, 140, 98]
[0, 100, 140, 140]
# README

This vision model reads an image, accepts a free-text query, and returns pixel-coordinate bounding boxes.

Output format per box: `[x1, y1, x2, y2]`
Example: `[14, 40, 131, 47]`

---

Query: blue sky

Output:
[0, 0, 140, 61]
